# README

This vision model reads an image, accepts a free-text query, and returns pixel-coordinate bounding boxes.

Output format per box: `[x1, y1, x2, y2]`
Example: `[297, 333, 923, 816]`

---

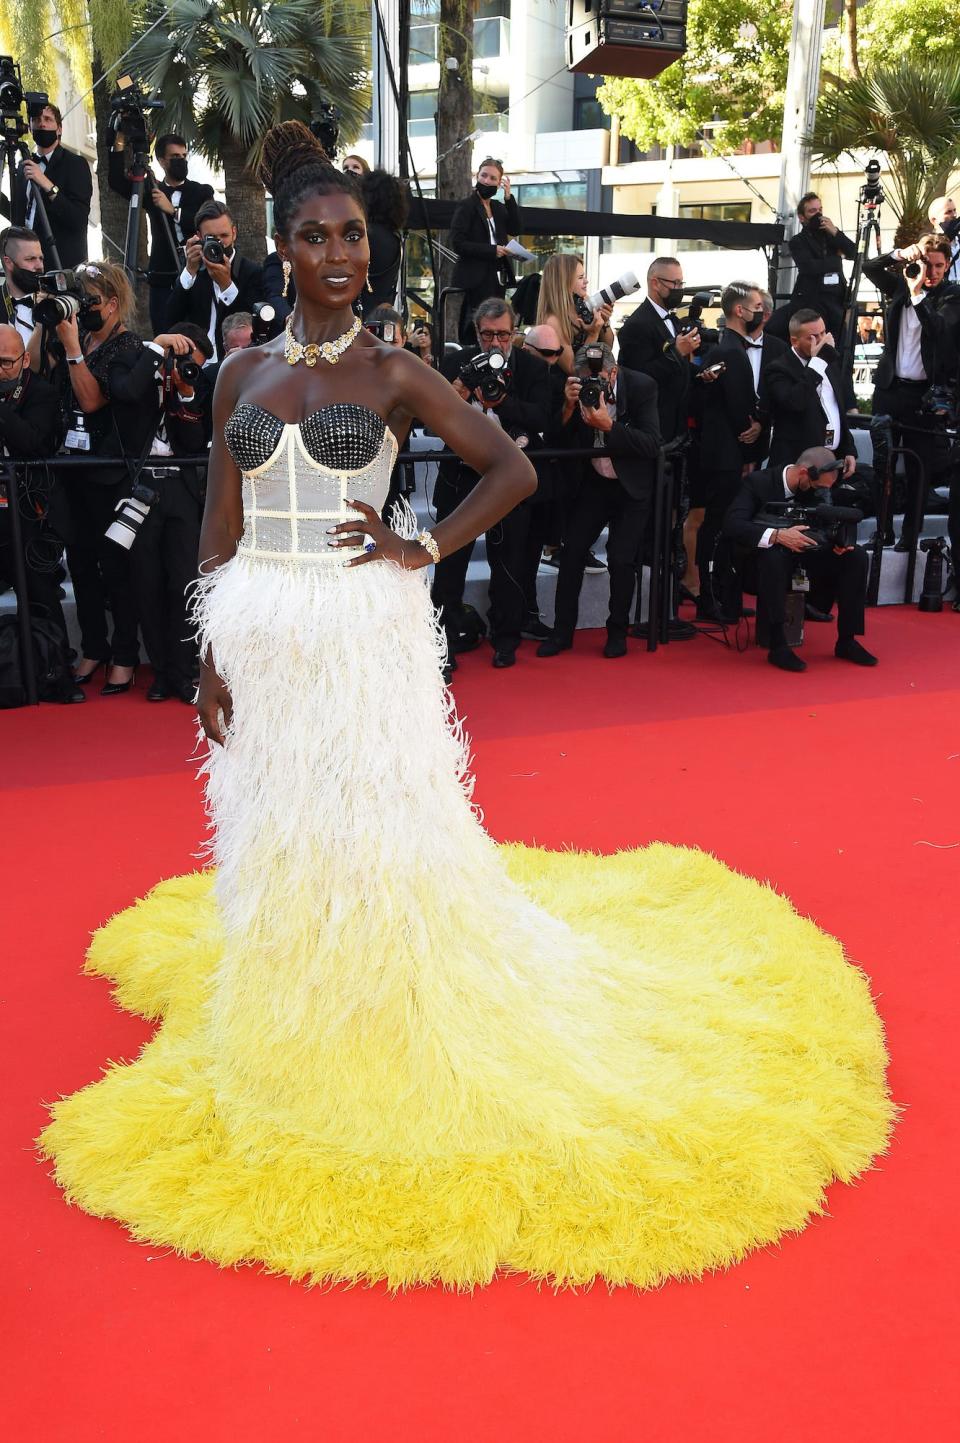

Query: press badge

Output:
[65, 414, 91, 451]
[823, 273, 841, 286]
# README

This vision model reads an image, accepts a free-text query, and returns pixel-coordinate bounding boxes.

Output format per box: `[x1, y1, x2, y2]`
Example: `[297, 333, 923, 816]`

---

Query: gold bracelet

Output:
[417, 529, 441, 564]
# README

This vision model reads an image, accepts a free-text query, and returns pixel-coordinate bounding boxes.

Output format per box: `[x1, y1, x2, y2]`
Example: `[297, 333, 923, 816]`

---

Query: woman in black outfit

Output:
[359, 169, 410, 319]
[449, 159, 522, 342]
[55, 262, 155, 693]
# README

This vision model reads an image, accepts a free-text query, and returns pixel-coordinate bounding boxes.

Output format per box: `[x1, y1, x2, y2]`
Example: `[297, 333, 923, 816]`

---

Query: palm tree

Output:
[812, 58, 960, 246]
[127, 0, 370, 257]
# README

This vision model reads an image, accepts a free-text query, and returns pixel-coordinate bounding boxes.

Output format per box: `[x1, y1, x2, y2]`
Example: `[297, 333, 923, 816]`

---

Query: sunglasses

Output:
[528, 344, 563, 358]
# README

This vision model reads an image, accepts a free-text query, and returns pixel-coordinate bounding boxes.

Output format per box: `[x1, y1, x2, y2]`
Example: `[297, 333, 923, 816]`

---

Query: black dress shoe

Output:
[58, 684, 86, 705]
[101, 666, 137, 696]
[768, 645, 807, 673]
[536, 637, 571, 657]
[678, 584, 700, 605]
[492, 649, 516, 669]
[835, 638, 878, 666]
[603, 634, 627, 658]
[147, 677, 171, 702]
[805, 603, 835, 623]
[520, 617, 551, 641]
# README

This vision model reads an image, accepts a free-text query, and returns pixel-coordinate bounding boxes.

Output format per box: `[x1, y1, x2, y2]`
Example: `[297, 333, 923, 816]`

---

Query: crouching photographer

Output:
[431, 297, 550, 670]
[722, 446, 877, 673]
[55, 261, 153, 693]
[123, 322, 213, 702]
[0, 323, 81, 703]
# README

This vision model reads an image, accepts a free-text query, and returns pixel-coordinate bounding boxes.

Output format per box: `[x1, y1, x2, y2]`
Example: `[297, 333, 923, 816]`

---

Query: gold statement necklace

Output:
[284, 314, 362, 367]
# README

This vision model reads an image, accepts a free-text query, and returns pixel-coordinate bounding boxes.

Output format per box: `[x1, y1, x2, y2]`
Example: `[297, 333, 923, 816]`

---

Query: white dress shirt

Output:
[894, 294, 927, 381]
[177, 264, 239, 357]
[24, 144, 57, 230]
[650, 298, 678, 335]
[758, 468, 796, 549]
[743, 336, 763, 393]
[806, 353, 843, 447]
[2, 288, 34, 347]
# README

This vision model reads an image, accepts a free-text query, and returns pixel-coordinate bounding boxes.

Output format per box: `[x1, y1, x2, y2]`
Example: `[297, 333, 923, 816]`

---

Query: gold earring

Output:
[282, 259, 291, 300]
[365, 272, 373, 293]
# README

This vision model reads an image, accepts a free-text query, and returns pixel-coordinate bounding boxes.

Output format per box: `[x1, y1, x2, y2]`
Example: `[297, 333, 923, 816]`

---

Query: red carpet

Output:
[3, 609, 958, 1442]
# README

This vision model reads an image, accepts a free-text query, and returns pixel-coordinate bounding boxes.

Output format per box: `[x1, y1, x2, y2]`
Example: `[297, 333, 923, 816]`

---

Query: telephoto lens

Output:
[105, 481, 159, 549]
[587, 271, 640, 311]
[33, 291, 80, 326]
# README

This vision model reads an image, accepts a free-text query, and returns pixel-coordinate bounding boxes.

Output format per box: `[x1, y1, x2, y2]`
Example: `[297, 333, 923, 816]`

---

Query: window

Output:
[574, 97, 610, 131]
[677, 201, 751, 251]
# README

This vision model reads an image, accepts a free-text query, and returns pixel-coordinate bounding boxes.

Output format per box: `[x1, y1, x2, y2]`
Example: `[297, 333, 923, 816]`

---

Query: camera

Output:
[310, 102, 340, 156]
[201, 235, 226, 265]
[758, 498, 862, 549]
[177, 357, 201, 385]
[918, 535, 951, 613]
[105, 479, 159, 550]
[675, 290, 717, 342]
[251, 301, 282, 345]
[459, 349, 509, 401]
[860, 158, 884, 207]
[587, 270, 640, 312]
[32, 269, 83, 326]
[808, 212, 824, 230]
[577, 344, 610, 409]
[921, 383, 956, 428]
[367, 319, 399, 344]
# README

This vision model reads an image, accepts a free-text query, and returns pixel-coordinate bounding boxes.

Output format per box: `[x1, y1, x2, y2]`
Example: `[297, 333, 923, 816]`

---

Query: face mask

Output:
[0, 372, 23, 395]
[744, 310, 764, 334]
[166, 157, 188, 183]
[9, 263, 41, 294]
[32, 128, 58, 149]
[661, 285, 684, 310]
[78, 303, 104, 333]
[476, 182, 498, 200]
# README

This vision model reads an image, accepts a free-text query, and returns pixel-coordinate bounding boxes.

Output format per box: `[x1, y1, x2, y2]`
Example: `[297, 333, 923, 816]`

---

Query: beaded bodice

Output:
[223, 402, 398, 563]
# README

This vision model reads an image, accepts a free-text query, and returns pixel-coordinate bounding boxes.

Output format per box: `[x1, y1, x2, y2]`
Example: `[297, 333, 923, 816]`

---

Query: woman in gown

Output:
[39, 124, 894, 1291]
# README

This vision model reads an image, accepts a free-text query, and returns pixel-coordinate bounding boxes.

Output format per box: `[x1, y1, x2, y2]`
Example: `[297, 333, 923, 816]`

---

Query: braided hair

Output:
[259, 121, 365, 238]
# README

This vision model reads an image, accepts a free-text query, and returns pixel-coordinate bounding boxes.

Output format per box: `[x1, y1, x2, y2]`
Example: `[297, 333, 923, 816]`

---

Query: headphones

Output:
[806, 457, 843, 480]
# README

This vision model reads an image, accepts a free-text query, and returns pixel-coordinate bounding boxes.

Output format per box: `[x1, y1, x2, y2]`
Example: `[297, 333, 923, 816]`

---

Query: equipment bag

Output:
[0, 611, 73, 708]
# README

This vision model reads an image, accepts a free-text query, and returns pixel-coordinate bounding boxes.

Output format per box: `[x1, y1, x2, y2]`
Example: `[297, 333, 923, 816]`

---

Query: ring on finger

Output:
[364, 540, 377, 554]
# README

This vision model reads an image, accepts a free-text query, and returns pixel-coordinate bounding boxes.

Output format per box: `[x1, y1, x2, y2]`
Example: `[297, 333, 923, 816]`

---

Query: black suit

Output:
[165, 255, 265, 361]
[0, 369, 71, 648]
[723, 467, 867, 643]
[5, 144, 92, 268]
[449, 191, 522, 342]
[765, 344, 855, 472]
[697, 328, 787, 607]
[107, 150, 214, 330]
[864, 253, 960, 543]
[616, 298, 694, 443]
[788, 222, 857, 334]
[431, 345, 550, 654]
[551, 366, 662, 643]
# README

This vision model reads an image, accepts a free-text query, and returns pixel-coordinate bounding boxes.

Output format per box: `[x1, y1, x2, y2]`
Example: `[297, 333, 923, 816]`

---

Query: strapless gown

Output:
[39, 403, 894, 1289]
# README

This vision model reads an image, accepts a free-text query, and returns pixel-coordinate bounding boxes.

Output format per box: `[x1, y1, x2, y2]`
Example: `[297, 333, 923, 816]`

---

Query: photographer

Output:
[55, 261, 154, 694]
[108, 131, 214, 332]
[449, 159, 522, 343]
[617, 257, 700, 444]
[130, 322, 213, 702]
[166, 201, 264, 361]
[722, 446, 876, 673]
[765, 310, 858, 473]
[431, 297, 550, 669]
[864, 234, 960, 551]
[928, 196, 960, 282]
[4, 104, 92, 269]
[535, 254, 613, 374]
[785, 193, 857, 339]
[358, 169, 410, 319]
[537, 342, 661, 659]
[0, 323, 80, 701]
[222, 311, 253, 353]
[1, 226, 43, 346]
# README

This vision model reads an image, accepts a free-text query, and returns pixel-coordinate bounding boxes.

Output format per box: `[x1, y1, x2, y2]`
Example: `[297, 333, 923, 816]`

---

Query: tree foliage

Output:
[597, 0, 793, 155]
[0, 0, 136, 101]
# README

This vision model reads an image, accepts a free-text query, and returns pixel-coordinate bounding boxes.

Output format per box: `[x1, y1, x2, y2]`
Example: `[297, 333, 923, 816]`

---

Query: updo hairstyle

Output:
[259, 120, 366, 238]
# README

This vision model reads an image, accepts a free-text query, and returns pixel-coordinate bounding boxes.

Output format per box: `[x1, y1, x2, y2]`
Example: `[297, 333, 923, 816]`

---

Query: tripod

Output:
[840, 191, 883, 383]
[0, 122, 62, 270]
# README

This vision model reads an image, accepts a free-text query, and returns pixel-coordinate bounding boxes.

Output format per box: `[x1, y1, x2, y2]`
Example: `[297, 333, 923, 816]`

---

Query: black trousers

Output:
[553, 473, 653, 641]
[64, 472, 140, 667]
[431, 464, 546, 653]
[741, 543, 867, 642]
[458, 274, 504, 343]
[149, 284, 174, 335]
[134, 470, 202, 686]
[698, 467, 742, 606]
[873, 381, 945, 543]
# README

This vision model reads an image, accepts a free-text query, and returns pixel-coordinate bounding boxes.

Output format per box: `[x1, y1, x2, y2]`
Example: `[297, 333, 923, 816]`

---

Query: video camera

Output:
[675, 290, 718, 342]
[0, 55, 49, 144]
[108, 74, 164, 173]
[459, 349, 510, 402]
[757, 498, 863, 550]
[310, 103, 340, 156]
[577, 344, 612, 410]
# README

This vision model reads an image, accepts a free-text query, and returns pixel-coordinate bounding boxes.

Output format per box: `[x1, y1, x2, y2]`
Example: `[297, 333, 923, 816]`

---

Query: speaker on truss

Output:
[567, 0, 688, 79]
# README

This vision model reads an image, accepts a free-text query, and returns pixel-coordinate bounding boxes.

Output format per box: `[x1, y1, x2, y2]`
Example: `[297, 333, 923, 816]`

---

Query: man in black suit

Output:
[108, 132, 215, 333]
[616, 255, 700, 443]
[431, 298, 550, 670]
[785, 192, 857, 338]
[0, 322, 82, 701]
[927, 195, 960, 283]
[165, 200, 264, 362]
[697, 280, 787, 617]
[723, 446, 876, 673]
[538, 343, 661, 659]
[1, 226, 44, 347]
[2, 104, 92, 269]
[449, 159, 522, 343]
[864, 234, 960, 550]
[765, 309, 858, 475]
